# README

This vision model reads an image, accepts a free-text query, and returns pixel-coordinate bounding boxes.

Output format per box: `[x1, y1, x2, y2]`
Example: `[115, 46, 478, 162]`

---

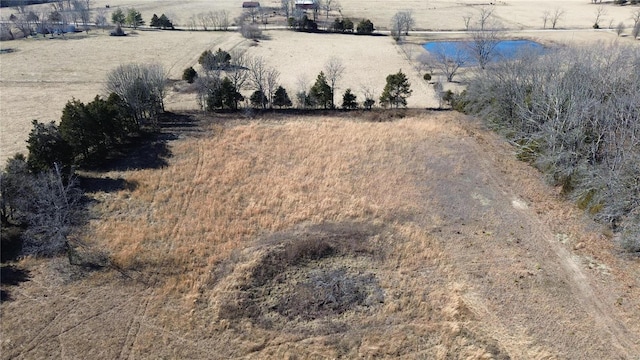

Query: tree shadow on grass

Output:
[1, 265, 30, 302]
[99, 133, 173, 172]
[77, 176, 138, 193]
[77, 112, 203, 192]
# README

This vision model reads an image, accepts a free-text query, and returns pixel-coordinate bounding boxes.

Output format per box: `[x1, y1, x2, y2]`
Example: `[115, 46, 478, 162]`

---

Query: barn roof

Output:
[242, 1, 260, 8]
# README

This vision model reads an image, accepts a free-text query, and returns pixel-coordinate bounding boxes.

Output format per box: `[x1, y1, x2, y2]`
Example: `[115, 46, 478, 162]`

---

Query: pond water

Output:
[423, 39, 544, 65]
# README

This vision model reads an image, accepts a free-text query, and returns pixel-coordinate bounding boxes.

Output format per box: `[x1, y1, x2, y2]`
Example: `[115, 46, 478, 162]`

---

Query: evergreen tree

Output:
[341, 89, 358, 109]
[150, 13, 160, 28]
[220, 77, 244, 110]
[158, 14, 173, 29]
[183, 67, 198, 83]
[380, 70, 412, 108]
[125, 8, 144, 29]
[111, 8, 125, 26]
[357, 19, 374, 34]
[26, 120, 73, 173]
[250, 90, 268, 108]
[273, 86, 292, 108]
[310, 71, 332, 109]
[199, 48, 232, 72]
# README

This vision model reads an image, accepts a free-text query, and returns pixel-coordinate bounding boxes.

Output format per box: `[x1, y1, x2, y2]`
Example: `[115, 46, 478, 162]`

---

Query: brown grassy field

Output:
[1, 0, 640, 357]
[2, 111, 639, 358]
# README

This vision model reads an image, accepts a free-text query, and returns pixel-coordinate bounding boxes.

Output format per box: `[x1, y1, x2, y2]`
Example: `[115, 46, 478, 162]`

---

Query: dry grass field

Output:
[2, 0, 640, 358]
[2, 112, 640, 358]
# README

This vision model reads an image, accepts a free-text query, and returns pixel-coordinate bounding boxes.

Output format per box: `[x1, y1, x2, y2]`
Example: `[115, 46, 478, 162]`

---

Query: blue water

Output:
[423, 39, 544, 66]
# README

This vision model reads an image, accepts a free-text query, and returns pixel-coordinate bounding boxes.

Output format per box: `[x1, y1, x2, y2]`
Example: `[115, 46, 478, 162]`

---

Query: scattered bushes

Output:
[199, 48, 232, 72]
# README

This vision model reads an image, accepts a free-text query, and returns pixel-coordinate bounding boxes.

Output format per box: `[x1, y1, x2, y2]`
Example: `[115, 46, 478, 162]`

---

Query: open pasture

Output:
[2, 113, 639, 358]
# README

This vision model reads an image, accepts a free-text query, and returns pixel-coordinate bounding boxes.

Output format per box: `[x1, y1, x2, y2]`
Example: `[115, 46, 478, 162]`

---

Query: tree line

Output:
[187, 49, 411, 112]
[457, 43, 640, 252]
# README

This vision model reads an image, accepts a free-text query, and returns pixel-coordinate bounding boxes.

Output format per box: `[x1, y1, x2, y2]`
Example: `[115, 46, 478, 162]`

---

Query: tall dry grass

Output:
[5, 112, 638, 359]
[89, 115, 451, 298]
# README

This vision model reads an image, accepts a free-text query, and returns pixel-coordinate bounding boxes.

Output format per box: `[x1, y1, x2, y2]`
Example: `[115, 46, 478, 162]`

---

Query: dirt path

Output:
[415, 116, 640, 358]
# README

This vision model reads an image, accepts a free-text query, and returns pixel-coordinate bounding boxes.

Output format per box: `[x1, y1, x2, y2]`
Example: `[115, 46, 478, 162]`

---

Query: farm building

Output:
[242, 1, 260, 8]
[295, 0, 318, 10]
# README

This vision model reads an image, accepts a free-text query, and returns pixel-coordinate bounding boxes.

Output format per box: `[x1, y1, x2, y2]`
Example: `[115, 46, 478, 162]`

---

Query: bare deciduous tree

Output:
[21, 163, 84, 257]
[320, 0, 341, 21]
[551, 8, 565, 29]
[467, 26, 502, 69]
[463, 13, 472, 31]
[420, 43, 467, 82]
[478, 6, 494, 31]
[227, 50, 250, 93]
[616, 22, 625, 36]
[631, 10, 640, 38]
[593, 5, 607, 28]
[542, 10, 550, 29]
[391, 10, 414, 39]
[72, 0, 90, 32]
[265, 68, 281, 108]
[95, 7, 107, 30]
[324, 57, 345, 108]
[105, 63, 167, 127]
[247, 56, 269, 108]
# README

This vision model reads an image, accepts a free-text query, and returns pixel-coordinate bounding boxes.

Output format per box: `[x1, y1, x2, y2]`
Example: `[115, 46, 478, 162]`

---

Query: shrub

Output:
[109, 24, 126, 36]
[341, 89, 358, 109]
[356, 19, 374, 34]
[423, 73, 432, 81]
[26, 120, 73, 173]
[240, 23, 262, 39]
[182, 67, 198, 83]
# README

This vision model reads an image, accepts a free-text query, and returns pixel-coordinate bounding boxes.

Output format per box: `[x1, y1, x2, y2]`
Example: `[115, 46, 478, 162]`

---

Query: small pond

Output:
[423, 39, 544, 65]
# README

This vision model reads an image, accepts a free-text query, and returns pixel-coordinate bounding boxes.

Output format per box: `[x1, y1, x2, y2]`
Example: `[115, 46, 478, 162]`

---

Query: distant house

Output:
[295, 0, 318, 10]
[242, 1, 260, 8]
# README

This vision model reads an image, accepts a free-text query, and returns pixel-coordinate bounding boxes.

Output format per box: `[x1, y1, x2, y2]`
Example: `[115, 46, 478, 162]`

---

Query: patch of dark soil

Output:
[276, 267, 382, 321]
[213, 222, 387, 333]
